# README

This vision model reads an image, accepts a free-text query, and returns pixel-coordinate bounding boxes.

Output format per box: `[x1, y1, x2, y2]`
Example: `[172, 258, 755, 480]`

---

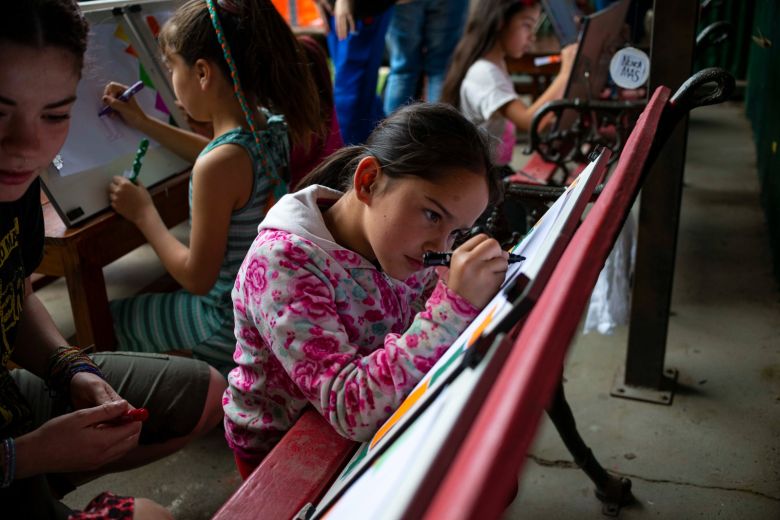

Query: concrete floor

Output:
[41, 101, 779, 518]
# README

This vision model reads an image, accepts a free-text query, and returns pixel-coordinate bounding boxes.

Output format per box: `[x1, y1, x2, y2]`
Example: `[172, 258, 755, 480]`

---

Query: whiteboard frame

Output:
[42, 1, 191, 227]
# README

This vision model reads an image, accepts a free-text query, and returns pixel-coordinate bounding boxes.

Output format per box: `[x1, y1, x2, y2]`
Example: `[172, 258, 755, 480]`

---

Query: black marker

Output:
[422, 251, 526, 267]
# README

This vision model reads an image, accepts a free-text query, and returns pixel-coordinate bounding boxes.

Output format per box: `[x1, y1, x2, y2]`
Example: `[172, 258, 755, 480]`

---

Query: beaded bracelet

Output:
[1, 438, 15, 488]
[45, 346, 105, 400]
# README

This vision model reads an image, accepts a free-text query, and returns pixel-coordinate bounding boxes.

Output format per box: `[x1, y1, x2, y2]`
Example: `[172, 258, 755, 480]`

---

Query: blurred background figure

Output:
[383, 0, 469, 115]
[271, 0, 323, 28]
[289, 35, 344, 189]
[315, 0, 396, 144]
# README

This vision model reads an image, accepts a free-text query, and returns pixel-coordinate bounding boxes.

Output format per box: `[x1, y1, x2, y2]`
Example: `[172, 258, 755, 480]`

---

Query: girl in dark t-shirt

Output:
[0, 2, 226, 518]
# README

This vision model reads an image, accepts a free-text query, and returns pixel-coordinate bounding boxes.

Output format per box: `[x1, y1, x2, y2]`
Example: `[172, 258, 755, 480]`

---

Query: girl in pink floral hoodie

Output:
[224, 103, 509, 469]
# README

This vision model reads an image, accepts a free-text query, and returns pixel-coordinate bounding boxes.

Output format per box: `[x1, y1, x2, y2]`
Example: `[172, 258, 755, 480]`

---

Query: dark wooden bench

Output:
[213, 68, 734, 520]
[517, 97, 646, 185]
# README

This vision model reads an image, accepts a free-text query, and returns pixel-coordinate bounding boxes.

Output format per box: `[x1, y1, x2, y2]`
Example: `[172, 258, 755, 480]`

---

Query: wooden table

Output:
[37, 171, 190, 350]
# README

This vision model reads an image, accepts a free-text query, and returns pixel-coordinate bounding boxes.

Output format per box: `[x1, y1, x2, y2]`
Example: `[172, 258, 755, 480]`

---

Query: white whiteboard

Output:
[42, 2, 190, 226]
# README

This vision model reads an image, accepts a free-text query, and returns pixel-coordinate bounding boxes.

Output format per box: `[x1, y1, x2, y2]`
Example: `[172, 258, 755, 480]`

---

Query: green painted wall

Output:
[745, 0, 780, 284]
[695, 0, 756, 80]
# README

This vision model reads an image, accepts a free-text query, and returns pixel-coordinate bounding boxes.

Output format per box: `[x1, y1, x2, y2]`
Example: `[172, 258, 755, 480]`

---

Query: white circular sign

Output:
[609, 46, 650, 89]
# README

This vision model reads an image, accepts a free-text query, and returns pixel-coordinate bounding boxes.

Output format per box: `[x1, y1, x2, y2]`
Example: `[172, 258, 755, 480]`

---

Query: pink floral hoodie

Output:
[223, 185, 479, 462]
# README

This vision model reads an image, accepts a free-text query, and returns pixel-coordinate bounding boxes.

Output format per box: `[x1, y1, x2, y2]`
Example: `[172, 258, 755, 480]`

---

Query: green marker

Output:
[128, 138, 150, 183]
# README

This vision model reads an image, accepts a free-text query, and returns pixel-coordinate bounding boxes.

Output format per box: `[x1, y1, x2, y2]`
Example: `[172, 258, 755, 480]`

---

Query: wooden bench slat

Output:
[511, 152, 558, 184]
[212, 409, 357, 520]
[509, 152, 587, 186]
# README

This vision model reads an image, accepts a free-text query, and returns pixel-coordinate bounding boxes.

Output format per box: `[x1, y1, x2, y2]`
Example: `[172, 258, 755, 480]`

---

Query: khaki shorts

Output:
[3, 352, 211, 519]
[11, 351, 211, 444]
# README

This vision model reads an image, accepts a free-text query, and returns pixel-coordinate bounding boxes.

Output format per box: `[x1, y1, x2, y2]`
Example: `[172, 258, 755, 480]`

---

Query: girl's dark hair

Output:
[1, 0, 89, 70]
[298, 103, 503, 204]
[159, 0, 321, 144]
[441, 0, 539, 108]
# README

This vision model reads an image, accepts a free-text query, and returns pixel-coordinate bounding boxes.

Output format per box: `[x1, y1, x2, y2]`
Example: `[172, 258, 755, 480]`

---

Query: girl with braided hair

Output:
[104, 0, 322, 373]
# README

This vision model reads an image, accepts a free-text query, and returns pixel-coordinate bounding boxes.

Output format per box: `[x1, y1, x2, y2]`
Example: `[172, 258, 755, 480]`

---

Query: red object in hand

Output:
[109, 408, 149, 425]
[123, 408, 149, 422]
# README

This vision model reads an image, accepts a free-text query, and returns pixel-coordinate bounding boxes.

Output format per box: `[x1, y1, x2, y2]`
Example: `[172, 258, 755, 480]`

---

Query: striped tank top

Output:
[110, 112, 289, 373]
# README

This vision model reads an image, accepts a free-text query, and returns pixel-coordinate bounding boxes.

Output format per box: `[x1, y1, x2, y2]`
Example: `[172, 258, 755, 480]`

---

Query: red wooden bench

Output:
[423, 69, 735, 519]
[213, 69, 734, 520]
[213, 410, 354, 520]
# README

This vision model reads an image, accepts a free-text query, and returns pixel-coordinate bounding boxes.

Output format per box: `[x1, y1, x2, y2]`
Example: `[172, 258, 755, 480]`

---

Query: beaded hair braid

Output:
[204, 0, 286, 198]
[204, 0, 260, 146]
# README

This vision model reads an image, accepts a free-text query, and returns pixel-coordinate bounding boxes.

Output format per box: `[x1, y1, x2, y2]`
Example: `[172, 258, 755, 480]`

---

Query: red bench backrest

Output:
[423, 86, 671, 520]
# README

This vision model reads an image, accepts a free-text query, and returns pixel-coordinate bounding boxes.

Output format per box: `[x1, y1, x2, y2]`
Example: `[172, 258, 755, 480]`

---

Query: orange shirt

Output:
[271, 0, 322, 27]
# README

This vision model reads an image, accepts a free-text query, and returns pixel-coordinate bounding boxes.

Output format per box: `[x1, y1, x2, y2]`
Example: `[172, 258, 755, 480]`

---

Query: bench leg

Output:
[546, 380, 634, 515]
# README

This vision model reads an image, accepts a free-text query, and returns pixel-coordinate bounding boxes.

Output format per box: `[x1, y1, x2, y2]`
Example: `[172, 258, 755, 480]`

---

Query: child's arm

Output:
[109, 145, 252, 295]
[12, 278, 119, 409]
[8, 280, 144, 479]
[500, 43, 578, 131]
[10, 279, 73, 378]
[12, 400, 142, 480]
[103, 82, 209, 163]
[234, 236, 482, 442]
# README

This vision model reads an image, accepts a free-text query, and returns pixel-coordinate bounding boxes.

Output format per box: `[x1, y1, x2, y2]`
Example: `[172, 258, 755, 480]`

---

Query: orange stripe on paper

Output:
[466, 307, 495, 348]
[368, 307, 496, 450]
[370, 378, 430, 449]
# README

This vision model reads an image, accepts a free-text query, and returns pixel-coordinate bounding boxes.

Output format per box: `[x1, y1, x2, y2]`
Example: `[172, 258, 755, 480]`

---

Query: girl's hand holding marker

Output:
[443, 232, 513, 310]
[101, 80, 150, 128]
[98, 80, 144, 117]
[108, 137, 152, 222]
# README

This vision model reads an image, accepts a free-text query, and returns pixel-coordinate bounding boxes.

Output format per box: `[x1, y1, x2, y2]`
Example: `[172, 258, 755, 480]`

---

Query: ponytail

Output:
[239, 0, 322, 144]
[297, 103, 502, 205]
[159, 0, 322, 145]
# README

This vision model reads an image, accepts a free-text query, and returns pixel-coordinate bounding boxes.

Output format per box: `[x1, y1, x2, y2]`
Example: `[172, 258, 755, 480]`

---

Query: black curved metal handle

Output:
[696, 21, 732, 54]
[669, 67, 735, 111]
[523, 99, 577, 156]
[647, 68, 736, 173]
